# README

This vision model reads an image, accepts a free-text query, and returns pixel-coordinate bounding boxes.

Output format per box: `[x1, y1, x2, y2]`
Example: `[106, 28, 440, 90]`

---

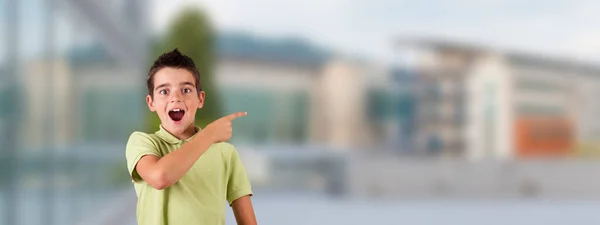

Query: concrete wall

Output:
[347, 155, 600, 199]
[465, 54, 514, 160]
[309, 58, 370, 149]
[21, 59, 74, 150]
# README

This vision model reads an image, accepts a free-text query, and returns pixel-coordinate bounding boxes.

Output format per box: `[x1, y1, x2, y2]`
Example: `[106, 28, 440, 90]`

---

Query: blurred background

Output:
[3, 0, 600, 224]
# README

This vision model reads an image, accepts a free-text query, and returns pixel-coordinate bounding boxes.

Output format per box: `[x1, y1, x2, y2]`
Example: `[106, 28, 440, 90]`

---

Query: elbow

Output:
[149, 169, 172, 190]
[151, 181, 169, 190]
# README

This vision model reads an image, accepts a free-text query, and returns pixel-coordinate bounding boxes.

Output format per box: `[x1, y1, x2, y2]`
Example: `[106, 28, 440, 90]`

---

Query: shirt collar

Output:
[155, 125, 201, 144]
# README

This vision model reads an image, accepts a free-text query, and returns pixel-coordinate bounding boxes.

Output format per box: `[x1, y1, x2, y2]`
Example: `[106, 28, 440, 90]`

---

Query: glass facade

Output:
[220, 87, 309, 145]
[81, 89, 144, 142]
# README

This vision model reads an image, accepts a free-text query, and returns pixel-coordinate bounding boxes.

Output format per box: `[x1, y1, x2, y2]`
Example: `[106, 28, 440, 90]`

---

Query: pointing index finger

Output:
[225, 112, 247, 121]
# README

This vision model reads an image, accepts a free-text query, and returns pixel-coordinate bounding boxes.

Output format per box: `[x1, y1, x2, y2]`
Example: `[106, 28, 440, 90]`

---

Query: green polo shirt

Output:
[125, 125, 253, 225]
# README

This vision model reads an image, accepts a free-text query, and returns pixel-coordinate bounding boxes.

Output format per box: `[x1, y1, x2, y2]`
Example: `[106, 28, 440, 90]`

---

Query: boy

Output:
[125, 48, 257, 225]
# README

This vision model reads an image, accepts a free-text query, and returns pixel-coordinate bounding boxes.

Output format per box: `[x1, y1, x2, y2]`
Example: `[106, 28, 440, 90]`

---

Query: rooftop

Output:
[397, 37, 600, 75]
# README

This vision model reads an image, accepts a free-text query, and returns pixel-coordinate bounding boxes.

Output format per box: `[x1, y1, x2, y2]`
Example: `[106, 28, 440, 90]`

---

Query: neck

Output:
[167, 124, 197, 140]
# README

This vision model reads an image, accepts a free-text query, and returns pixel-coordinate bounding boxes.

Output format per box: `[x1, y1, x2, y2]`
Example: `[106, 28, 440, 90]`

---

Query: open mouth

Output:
[168, 108, 185, 122]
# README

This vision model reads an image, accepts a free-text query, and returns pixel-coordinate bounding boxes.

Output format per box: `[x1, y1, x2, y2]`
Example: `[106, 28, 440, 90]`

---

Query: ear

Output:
[146, 95, 156, 112]
[198, 91, 206, 109]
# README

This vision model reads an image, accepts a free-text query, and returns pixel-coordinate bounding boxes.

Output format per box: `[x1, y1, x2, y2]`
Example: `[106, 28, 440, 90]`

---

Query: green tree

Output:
[146, 7, 222, 131]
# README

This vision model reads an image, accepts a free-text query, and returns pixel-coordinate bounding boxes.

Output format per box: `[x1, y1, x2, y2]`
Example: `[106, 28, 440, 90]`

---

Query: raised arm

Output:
[134, 112, 247, 189]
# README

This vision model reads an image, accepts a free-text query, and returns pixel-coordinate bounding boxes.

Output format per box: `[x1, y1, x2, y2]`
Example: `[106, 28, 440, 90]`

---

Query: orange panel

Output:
[514, 116, 574, 157]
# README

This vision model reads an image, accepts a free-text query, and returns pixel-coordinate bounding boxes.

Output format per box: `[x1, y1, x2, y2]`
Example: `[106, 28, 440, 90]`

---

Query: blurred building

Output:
[364, 66, 418, 153]
[19, 48, 145, 150]
[68, 45, 145, 143]
[405, 42, 472, 157]
[216, 34, 328, 145]
[14, 0, 148, 149]
[216, 33, 391, 150]
[216, 34, 414, 151]
[401, 39, 600, 159]
[2, 0, 148, 225]
[310, 58, 370, 149]
[18, 32, 393, 152]
[21, 59, 74, 150]
[0, 66, 10, 132]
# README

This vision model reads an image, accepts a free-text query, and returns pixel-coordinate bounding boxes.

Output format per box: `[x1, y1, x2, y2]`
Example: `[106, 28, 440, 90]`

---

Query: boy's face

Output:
[146, 67, 205, 135]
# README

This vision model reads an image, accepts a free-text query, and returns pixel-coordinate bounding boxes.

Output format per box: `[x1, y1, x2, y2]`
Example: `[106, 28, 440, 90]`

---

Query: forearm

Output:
[232, 196, 257, 225]
[155, 132, 214, 186]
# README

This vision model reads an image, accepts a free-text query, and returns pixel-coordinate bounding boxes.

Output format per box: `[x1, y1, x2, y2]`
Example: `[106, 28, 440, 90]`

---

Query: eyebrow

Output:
[154, 83, 170, 90]
[155, 82, 195, 91]
[180, 82, 195, 87]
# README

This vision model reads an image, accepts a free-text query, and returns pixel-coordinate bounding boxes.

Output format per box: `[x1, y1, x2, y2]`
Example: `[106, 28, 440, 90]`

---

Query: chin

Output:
[174, 121, 194, 131]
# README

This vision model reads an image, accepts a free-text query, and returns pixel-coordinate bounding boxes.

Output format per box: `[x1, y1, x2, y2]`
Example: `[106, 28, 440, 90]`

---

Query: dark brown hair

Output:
[146, 48, 202, 97]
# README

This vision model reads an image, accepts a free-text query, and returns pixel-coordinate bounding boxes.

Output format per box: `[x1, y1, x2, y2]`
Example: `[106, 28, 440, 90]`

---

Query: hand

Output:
[201, 112, 247, 143]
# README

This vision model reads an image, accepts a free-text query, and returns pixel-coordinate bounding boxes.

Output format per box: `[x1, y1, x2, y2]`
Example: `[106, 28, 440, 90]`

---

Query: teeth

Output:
[171, 109, 182, 112]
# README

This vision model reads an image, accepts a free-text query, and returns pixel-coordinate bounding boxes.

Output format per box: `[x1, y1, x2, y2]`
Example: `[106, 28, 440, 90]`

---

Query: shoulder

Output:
[126, 131, 159, 149]
[129, 131, 151, 139]
[212, 142, 240, 157]
[213, 142, 237, 152]
[128, 131, 153, 142]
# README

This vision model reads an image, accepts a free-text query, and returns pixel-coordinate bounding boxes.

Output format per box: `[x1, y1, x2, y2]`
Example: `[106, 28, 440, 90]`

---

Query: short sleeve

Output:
[125, 132, 160, 183]
[225, 145, 253, 205]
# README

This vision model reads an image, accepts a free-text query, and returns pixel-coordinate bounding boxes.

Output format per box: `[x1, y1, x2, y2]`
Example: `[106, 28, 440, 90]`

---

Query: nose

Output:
[170, 92, 182, 103]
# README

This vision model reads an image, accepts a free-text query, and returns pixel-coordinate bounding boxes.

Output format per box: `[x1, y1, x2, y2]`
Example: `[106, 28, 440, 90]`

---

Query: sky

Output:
[1, 0, 599, 65]
[152, 0, 600, 64]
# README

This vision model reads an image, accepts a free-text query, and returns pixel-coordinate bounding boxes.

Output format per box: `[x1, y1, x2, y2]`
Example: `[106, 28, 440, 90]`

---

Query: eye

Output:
[159, 89, 168, 95]
[183, 88, 192, 94]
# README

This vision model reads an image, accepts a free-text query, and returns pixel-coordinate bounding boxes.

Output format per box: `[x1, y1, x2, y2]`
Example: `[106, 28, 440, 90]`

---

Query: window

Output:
[82, 90, 142, 142]
[517, 104, 564, 116]
[516, 78, 563, 92]
[221, 87, 309, 144]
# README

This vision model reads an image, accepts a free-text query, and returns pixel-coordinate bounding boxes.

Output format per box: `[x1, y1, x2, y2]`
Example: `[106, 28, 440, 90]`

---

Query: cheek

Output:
[153, 100, 168, 110]
[186, 100, 199, 108]
[186, 97, 200, 105]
